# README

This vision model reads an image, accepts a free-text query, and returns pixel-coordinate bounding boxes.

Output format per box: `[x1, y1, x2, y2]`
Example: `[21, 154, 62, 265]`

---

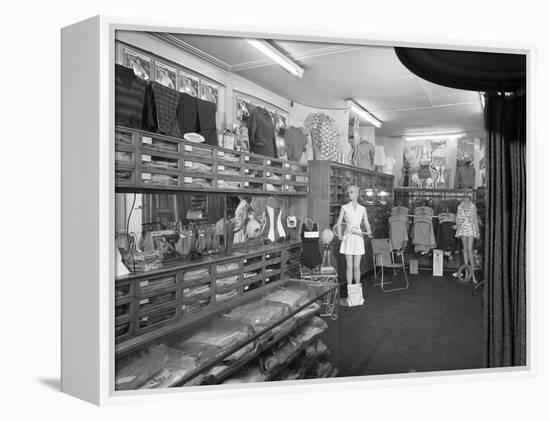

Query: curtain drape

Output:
[483, 91, 527, 367]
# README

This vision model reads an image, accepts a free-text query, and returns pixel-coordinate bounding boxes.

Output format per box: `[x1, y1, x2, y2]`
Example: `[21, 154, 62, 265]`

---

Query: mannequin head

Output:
[346, 185, 359, 202]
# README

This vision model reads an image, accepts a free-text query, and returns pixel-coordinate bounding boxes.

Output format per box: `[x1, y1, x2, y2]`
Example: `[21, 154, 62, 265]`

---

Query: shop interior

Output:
[113, 30, 523, 390]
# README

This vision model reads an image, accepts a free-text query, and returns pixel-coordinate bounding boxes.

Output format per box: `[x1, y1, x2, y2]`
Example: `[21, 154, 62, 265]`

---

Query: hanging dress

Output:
[300, 222, 322, 269]
[339, 202, 369, 256]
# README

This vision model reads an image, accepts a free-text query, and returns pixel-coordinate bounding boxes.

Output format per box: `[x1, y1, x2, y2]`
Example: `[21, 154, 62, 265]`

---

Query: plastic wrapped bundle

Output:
[263, 287, 310, 310]
[138, 348, 199, 389]
[222, 363, 266, 384]
[115, 344, 169, 390]
[260, 336, 301, 373]
[183, 318, 254, 350]
[305, 338, 329, 359]
[295, 316, 328, 342]
[223, 300, 291, 332]
[293, 302, 321, 322]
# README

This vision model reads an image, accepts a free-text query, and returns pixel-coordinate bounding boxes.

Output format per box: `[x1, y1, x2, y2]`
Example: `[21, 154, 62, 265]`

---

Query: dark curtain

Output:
[483, 91, 527, 367]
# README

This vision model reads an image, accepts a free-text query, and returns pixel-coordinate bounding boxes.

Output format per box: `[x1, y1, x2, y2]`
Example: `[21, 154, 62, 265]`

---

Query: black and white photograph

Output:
[178, 70, 199, 97]
[155, 61, 177, 89]
[200, 80, 218, 104]
[111, 29, 527, 393]
[123, 46, 151, 80]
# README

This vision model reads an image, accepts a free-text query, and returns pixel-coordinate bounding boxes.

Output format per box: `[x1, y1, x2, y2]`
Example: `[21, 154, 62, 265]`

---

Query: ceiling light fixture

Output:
[479, 92, 486, 109]
[403, 132, 466, 141]
[347, 100, 382, 128]
[246, 39, 304, 78]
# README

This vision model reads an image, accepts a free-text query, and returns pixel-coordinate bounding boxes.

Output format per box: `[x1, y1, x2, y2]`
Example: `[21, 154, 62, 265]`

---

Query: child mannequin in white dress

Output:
[336, 185, 373, 285]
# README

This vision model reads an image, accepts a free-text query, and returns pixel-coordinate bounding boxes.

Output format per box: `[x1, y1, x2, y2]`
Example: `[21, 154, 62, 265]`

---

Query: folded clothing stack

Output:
[263, 286, 311, 311]
[115, 344, 169, 390]
[295, 316, 328, 342]
[221, 363, 265, 384]
[223, 300, 291, 333]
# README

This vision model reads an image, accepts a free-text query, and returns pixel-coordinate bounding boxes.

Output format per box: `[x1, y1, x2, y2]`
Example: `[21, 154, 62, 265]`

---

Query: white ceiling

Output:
[167, 33, 484, 138]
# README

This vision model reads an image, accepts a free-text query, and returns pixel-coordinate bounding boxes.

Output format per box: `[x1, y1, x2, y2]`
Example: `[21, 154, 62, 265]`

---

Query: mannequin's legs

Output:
[345, 255, 353, 284]
[466, 237, 477, 283]
[461, 236, 469, 267]
[353, 255, 361, 284]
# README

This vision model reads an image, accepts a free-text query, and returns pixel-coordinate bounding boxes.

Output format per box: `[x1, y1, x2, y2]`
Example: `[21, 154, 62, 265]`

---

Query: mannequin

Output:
[453, 193, 480, 284]
[336, 185, 373, 286]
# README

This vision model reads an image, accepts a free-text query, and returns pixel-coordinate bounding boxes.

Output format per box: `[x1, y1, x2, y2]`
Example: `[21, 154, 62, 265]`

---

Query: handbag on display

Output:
[346, 283, 365, 306]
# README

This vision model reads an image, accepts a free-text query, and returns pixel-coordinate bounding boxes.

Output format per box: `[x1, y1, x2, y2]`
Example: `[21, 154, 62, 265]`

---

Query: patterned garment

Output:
[115, 64, 147, 129]
[304, 113, 341, 160]
[455, 203, 479, 238]
[142, 82, 182, 137]
[196, 98, 218, 146]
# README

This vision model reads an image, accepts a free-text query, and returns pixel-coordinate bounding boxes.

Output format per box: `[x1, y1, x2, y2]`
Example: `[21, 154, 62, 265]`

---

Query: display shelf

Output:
[145, 279, 338, 388]
[265, 334, 324, 381]
[115, 126, 309, 196]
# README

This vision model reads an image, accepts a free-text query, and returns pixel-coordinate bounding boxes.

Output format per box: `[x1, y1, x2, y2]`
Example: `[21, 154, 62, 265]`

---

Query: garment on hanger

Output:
[339, 202, 369, 255]
[356, 139, 375, 170]
[196, 97, 218, 146]
[115, 64, 148, 129]
[142, 81, 182, 138]
[437, 212, 459, 250]
[176, 92, 200, 136]
[284, 127, 308, 162]
[300, 221, 322, 269]
[455, 162, 475, 188]
[304, 113, 341, 161]
[262, 196, 286, 243]
[389, 213, 409, 250]
[412, 206, 436, 252]
[248, 107, 277, 157]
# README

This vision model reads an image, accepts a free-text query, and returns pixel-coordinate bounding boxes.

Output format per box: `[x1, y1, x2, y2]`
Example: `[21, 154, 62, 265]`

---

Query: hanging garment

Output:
[389, 214, 409, 250]
[196, 98, 218, 146]
[142, 81, 182, 137]
[339, 202, 370, 256]
[437, 220, 459, 250]
[176, 92, 200, 136]
[454, 162, 476, 188]
[412, 213, 437, 253]
[248, 107, 277, 157]
[304, 113, 341, 161]
[115, 64, 148, 129]
[300, 222, 322, 269]
[455, 202, 479, 238]
[262, 197, 286, 242]
[356, 140, 375, 170]
[284, 127, 308, 162]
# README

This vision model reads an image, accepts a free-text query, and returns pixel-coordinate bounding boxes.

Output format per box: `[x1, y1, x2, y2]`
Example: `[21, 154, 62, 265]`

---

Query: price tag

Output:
[142, 154, 151, 162]
[142, 136, 152, 144]
[184, 145, 193, 152]
[218, 151, 225, 157]
[140, 280, 149, 287]
[245, 156, 249, 161]
[139, 298, 149, 305]
[184, 177, 193, 183]
[184, 161, 192, 168]
[142, 173, 151, 180]
[218, 165, 225, 171]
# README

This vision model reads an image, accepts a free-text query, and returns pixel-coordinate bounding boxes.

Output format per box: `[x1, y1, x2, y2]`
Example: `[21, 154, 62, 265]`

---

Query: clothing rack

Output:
[394, 187, 476, 214]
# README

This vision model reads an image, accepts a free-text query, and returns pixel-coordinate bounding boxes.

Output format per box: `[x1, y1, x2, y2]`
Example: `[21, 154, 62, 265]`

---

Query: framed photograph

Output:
[61, 16, 531, 406]
[122, 46, 151, 80]
[200, 80, 218, 104]
[178, 70, 199, 97]
[155, 61, 177, 89]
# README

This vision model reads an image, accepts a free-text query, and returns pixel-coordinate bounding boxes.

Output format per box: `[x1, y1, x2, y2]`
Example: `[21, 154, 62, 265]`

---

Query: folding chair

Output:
[371, 239, 409, 292]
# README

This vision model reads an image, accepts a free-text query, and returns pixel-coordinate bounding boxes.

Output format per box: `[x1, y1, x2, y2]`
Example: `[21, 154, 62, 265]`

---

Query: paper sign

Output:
[244, 181, 249, 187]
[142, 154, 151, 162]
[267, 160, 271, 165]
[304, 231, 319, 239]
[218, 165, 225, 171]
[140, 280, 149, 287]
[184, 177, 192, 183]
[142, 136, 152, 144]
[266, 172, 271, 177]
[245, 156, 250, 161]
[409, 259, 419, 275]
[139, 298, 149, 305]
[244, 169, 249, 174]
[285, 174, 291, 180]
[184, 145, 193, 152]
[184, 161, 192, 167]
[142, 173, 151, 180]
[433, 249, 444, 277]
[218, 151, 225, 157]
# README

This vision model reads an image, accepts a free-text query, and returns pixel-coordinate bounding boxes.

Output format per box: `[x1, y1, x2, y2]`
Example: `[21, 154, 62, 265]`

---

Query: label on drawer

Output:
[245, 156, 249, 161]
[266, 172, 271, 177]
[184, 161, 192, 168]
[266, 160, 271, 165]
[218, 165, 225, 171]
[285, 174, 291, 180]
[243, 259, 247, 264]
[142, 173, 151, 180]
[244, 169, 249, 174]
[184, 145, 193, 152]
[142, 154, 151, 162]
[285, 163, 290, 168]
[139, 298, 149, 305]
[141, 316, 149, 322]
[244, 181, 249, 187]
[142, 136, 152, 144]
[218, 151, 224, 157]
[184, 176, 193, 183]
[266, 254, 270, 259]
[140, 280, 149, 287]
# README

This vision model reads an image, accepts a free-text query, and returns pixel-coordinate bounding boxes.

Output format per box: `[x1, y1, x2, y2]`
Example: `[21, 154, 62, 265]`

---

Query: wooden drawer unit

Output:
[136, 306, 178, 335]
[137, 290, 178, 315]
[137, 274, 178, 297]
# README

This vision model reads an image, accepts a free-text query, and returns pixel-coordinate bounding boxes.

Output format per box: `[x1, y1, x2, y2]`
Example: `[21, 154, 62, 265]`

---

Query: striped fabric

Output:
[142, 82, 182, 138]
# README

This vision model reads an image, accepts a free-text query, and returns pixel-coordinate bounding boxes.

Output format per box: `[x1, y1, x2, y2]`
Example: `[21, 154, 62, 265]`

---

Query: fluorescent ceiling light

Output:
[347, 100, 382, 128]
[246, 39, 304, 78]
[403, 133, 466, 141]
